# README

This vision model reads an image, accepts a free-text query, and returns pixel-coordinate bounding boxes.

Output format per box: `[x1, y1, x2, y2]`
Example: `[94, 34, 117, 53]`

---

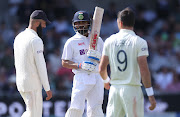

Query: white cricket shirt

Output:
[61, 32, 104, 74]
[14, 28, 50, 92]
[103, 29, 149, 86]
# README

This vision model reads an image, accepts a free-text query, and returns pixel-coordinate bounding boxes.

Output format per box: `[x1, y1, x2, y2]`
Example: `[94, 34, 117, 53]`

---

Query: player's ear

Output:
[34, 21, 39, 27]
[36, 20, 41, 27]
[117, 19, 121, 29]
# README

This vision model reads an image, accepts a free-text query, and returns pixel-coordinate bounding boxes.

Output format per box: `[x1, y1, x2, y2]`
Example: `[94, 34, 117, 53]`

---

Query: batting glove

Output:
[87, 49, 101, 61]
[78, 61, 96, 72]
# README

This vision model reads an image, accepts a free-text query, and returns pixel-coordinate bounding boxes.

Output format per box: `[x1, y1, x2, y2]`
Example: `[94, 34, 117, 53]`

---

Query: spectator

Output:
[166, 72, 180, 93]
[0, 68, 9, 93]
[154, 67, 173, 91]
[48, 47, 62, 74]
[150, 46, 170, 72]
[0, 46, 14, 74]
[17, 0, 34, 24]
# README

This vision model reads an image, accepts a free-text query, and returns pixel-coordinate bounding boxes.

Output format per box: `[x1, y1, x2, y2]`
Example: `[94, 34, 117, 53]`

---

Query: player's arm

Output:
[62, 60, 78, 69]
[62, 40, 96, 72]
[32, 38, 52, 100]
[62, 59, 96, 72]
[99, 55, 110, 90]
[138, 56, 152, 88]
[99, 55, 109, 80]
[61, 39, 79, 69]
[138, 56, 156, 110]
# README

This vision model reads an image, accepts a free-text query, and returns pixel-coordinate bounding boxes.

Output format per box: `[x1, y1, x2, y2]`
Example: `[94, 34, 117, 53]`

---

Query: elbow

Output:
[99, 66, 104, 74]
[99, 70, 104, 76]
[62, 63, 65, 68]
[62, 61, 66, 68]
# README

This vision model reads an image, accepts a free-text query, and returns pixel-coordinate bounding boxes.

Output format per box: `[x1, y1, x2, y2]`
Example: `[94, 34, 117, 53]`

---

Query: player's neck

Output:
[120, 26, 133, 31]
[28, 25, 37, 32]
[81, 32, 88, 37]
[84, 33, 88, 37]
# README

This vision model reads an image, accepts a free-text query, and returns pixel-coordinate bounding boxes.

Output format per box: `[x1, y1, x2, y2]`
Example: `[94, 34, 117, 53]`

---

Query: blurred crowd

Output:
[0, 0, 180, 96]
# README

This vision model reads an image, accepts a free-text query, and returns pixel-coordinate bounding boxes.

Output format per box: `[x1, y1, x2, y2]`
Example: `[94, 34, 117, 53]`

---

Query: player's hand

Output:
[104, 82, 110, 90]
[87, 49, 101, 61]
[148, 95, 156, 110]
[79, 61, 96, 72]
[46, 90, 52, 100]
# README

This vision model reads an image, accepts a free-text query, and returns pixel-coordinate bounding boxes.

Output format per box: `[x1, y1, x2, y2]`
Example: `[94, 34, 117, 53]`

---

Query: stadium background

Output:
[0, 0, 180, 117]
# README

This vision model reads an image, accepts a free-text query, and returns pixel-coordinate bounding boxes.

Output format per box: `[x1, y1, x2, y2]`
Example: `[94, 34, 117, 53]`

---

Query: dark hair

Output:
[117, 7, 135, 27]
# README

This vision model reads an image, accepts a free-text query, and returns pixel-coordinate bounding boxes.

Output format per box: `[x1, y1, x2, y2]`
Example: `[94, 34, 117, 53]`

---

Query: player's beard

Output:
[78, 29, 89, 37]
[37, 24, 43, 39]
[74, 23, 90, 37]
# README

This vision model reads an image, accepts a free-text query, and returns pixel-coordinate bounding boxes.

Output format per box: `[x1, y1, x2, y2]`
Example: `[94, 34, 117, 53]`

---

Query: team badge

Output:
[79, 49, 85, 55]
[78, 13, 84, 20]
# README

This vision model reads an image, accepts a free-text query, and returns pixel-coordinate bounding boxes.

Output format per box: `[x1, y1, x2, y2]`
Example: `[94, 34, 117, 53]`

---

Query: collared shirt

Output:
[14, 28, 50, 92]
[103, 29, 149, 86]
[61, 32, 104, 74]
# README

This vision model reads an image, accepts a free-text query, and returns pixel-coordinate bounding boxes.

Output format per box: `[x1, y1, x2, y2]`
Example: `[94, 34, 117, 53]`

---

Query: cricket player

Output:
[14, 10, 52, 117]
[99, 8, 156, 117]
[62, 11, 104, 117]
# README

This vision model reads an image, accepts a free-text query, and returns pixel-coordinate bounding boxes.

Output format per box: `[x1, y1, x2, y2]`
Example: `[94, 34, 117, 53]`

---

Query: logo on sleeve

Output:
[37, 50, 43, 53]
[141, 48, 147, 51]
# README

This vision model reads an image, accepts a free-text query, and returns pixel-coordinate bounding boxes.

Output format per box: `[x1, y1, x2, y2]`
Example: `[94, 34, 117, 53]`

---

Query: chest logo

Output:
[79, 49, 88, 55]
[78, 42, 85, 46]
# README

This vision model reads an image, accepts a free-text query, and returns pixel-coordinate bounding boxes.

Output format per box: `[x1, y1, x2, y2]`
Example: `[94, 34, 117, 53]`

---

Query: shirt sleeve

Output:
[98, 37, 104, 53]
[61, 39, 73, 60]
[137, 38, 149, 57]
[102, 38, 110, 56]
[31, 38, 50, 91]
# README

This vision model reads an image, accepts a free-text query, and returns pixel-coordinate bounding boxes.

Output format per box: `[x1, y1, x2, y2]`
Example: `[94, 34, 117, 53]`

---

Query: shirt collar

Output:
[119, 29, 135, 35]
[74, 32, 90, 39]
[25, 28, 38, 36]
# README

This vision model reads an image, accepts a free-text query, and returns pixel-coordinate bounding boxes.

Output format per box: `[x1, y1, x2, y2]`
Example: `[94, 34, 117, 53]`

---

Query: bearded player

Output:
[14, 10, 52, 117]
[61, 11, 104, 117]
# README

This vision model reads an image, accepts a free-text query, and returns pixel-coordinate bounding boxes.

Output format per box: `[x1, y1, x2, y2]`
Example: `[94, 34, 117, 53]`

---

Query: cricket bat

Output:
[89, 6, 104, 50]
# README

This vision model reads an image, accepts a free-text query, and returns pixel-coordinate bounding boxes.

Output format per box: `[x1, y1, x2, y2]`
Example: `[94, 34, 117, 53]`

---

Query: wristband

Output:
[78, 63, 82, 69]
[145, 87, 154, 96]
[103, 76, 110, 83]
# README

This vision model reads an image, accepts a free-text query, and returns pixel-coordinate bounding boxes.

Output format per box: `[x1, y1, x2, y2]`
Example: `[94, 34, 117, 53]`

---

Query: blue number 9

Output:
[117, 50, 127, 71]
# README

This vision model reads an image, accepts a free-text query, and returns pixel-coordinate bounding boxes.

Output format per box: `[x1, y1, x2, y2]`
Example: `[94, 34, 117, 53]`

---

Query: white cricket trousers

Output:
[69, 73, 104, 116]
[106, 85, 144, 117]
[19, 89, 43, 117]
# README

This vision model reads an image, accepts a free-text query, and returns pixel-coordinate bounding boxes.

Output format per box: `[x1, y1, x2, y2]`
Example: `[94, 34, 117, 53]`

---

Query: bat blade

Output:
[89, 7, 104, 50]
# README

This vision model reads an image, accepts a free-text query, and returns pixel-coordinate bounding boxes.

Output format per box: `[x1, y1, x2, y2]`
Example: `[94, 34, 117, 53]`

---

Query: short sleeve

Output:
[137, 39, 149, 57]
[102, 38, 110, 56]
[97, 37, 104, 53]
[61, 40, 73, 60]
